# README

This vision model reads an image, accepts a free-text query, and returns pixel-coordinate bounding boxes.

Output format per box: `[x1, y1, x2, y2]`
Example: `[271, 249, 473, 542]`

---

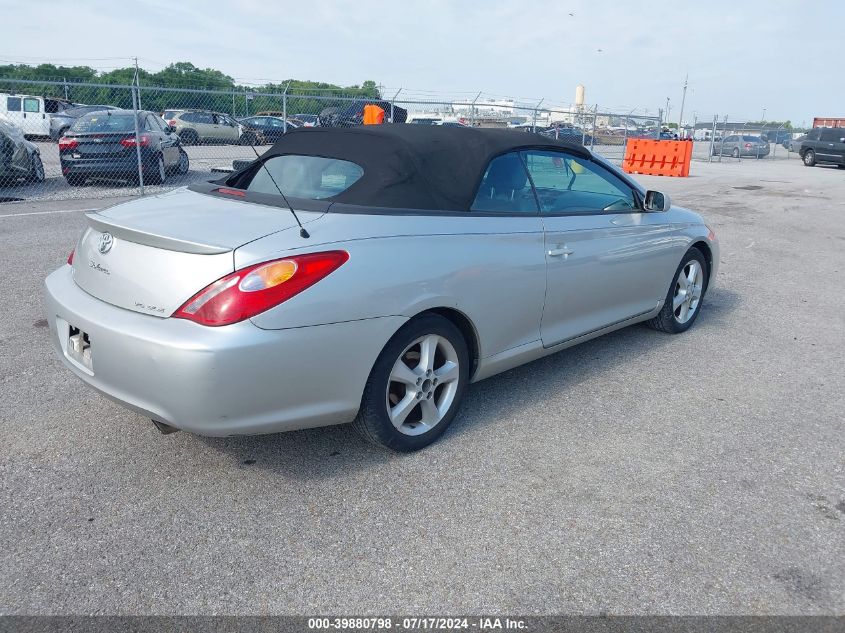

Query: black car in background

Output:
[49, 104, 118, 141]
[318, 100, 408, 127]
[59, 109, 189, 186]
[799, 127, 845, 168]
[237, 116, 296, 145]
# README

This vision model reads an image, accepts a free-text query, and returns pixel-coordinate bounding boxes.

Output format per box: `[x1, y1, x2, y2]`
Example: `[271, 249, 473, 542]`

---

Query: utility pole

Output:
[665, 97, 671, 129]
[133, 57, 142, 110]
[678, 74, 688, 138]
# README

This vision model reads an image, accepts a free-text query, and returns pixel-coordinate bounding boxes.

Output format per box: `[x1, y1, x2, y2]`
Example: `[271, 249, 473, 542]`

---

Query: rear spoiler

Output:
[85, 213, 230, 255]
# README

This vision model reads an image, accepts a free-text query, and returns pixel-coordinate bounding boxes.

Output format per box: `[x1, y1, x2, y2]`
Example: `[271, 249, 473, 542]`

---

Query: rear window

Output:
[70, 113, 137, 133]
[239, 155, 363, 200]
[162, 110, 180, 119]
[742, 136, 761, 142]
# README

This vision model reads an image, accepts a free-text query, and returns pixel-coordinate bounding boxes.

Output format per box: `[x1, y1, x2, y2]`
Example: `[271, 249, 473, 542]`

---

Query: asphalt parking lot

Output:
[0, 158, 842, 615]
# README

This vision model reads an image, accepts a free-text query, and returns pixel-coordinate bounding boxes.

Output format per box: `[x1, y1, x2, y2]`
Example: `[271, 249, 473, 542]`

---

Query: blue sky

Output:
[2, 0, 842, 125]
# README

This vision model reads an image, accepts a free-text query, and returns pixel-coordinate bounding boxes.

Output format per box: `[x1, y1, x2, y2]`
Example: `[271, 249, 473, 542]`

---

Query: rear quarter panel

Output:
[238, 212, 547, 360]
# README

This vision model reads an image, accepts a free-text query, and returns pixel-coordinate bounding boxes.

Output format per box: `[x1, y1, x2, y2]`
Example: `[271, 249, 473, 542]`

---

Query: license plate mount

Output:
[66, 324, 93, 373]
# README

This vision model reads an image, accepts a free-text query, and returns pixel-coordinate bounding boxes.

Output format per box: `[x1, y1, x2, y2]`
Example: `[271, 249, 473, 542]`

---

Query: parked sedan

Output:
[784, 135, 805, 152]
[0, 114, 45, 186]
[59, 109, 189, 186]
[712, 135, 770, 158]
[238, 116, 297, 145]
[45, 126, 718, 452]
[50, 104, 118, 141]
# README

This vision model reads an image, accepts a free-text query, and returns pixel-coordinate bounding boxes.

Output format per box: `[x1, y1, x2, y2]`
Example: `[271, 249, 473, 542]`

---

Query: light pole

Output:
[665, 97, 671, 130]
[678, 74, 688, 137]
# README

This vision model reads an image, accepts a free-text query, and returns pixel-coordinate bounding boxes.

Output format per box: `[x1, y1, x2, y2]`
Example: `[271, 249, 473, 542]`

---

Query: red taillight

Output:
[744, 143, 752, 149]
[173, 251, 349, 326]
[67, 249, 75, 265]
[58, 137, 78, 150]
[168, 120, 177, 128]
[120, 135, 151, 148]
[215, 187, 246, 197]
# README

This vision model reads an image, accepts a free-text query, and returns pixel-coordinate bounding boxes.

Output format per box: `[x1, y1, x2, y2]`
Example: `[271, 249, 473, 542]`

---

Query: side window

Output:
[820, 128, 844, 142]
[470, 152, 538, 214]
[522, 151, 637, 213]
[23, 98, 40, 113]
[6, 97, 21, 111]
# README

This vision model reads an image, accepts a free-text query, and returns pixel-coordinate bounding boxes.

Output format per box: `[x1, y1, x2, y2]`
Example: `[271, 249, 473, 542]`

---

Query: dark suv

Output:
[799, 127, 845, 168]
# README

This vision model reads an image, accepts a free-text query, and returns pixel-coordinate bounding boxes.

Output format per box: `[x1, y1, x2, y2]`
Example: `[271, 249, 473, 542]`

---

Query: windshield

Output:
[71, 113, 137, 133]
[239, 155, 363, 200]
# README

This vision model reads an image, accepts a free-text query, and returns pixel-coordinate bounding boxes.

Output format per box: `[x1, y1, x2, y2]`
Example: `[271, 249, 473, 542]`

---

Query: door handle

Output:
[548, 247, 573, 257]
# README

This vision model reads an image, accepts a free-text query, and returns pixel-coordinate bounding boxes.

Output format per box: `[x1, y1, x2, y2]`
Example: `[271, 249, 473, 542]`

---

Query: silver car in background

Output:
[44, 126, 719, 452]
[712, 134, 770, 158]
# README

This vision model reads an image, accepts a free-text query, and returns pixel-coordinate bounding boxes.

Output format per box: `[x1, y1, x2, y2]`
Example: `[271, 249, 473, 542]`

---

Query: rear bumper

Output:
[44, 265, 406, 436]
[60, 152, 155, 177]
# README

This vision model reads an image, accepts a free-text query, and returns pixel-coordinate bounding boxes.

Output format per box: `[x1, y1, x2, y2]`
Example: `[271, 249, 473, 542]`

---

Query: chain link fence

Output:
[1, 76, 802, 204]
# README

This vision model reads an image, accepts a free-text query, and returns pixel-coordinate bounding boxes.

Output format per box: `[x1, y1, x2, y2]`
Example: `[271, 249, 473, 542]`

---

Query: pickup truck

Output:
[799, 127, 845, 168]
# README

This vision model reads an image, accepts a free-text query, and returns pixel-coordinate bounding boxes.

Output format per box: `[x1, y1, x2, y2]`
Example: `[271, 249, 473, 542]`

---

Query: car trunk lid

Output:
[72, 187, 321, 317]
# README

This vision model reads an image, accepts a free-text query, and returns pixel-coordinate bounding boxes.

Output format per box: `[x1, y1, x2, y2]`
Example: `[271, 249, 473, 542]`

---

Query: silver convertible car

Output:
[45, 126, 718, 451]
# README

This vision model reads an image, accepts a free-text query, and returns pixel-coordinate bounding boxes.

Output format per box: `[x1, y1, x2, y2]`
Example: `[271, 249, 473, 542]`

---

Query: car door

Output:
[193, 111, 215, 142]
[215, 114, 239, 143]
[5, 96, 24, 129]
[819, 128, 845, 164]
[21, 96, 47, 136]
[146, 114, 178, 167]
[521, 150, 681, 347]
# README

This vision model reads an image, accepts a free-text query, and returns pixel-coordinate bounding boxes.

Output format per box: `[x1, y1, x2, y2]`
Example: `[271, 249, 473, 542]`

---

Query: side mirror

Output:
[644, 190, 670, 212]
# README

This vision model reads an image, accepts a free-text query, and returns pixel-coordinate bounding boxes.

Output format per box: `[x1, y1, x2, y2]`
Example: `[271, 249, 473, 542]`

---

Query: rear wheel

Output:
[646, 247, 709, 334]
[239, 132, 257, 146]
[803, 149, 816, 166]
[27, 153, 45, 183]
[353, 314, 469, 452]
[731, 147, 740, 158]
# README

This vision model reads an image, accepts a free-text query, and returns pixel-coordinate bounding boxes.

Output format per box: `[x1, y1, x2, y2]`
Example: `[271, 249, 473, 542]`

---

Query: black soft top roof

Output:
[249, 125, 592, 211]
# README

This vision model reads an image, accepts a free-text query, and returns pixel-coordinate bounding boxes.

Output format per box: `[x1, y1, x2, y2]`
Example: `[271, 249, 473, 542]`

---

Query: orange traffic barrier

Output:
[363, 104, 385, 125]
[622, 139, 692, 177]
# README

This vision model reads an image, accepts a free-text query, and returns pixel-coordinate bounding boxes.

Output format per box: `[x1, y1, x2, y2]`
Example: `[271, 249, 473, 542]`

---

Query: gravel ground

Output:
[0, 159, 842, 615]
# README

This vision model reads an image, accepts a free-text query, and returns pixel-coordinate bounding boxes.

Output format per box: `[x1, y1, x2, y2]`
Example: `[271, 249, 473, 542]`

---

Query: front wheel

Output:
[27, 153, 45, 183]
[144, 153, 166, 185]
[731, 147, 740, 159]
[175, 148, 190, 175]
[803, 149, 816, 166]
[353, 314, 469, 452]
[646, 247, 709, 334]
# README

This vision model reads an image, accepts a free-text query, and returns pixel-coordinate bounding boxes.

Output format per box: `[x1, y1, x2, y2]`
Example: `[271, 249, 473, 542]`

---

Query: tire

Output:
[837, 164, 845, 170]
[65, 173, 86, 187]
[731, 147, 740, 159]
[27, 152, 45, 183]
[175, 148, 190, 175]
[353, 314, 470, 452]
[144, 154, 166, 185]
[803, 149, 816, 167]
[239, 132, 257, 146]
[646, 247, 709, 334]
[180, 129, 198, 146]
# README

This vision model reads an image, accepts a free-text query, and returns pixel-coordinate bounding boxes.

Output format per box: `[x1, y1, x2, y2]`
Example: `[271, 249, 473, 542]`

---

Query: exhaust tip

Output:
[151, 419, 180, 435]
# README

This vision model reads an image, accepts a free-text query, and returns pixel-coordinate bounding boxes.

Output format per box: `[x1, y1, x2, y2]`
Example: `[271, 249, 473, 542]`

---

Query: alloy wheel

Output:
[386, 334, 461, 436]
[672, 260, 704, 324]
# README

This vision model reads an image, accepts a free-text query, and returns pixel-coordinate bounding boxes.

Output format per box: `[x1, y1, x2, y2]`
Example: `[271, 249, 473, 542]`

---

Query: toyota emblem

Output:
[98, 232, 114, 254]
